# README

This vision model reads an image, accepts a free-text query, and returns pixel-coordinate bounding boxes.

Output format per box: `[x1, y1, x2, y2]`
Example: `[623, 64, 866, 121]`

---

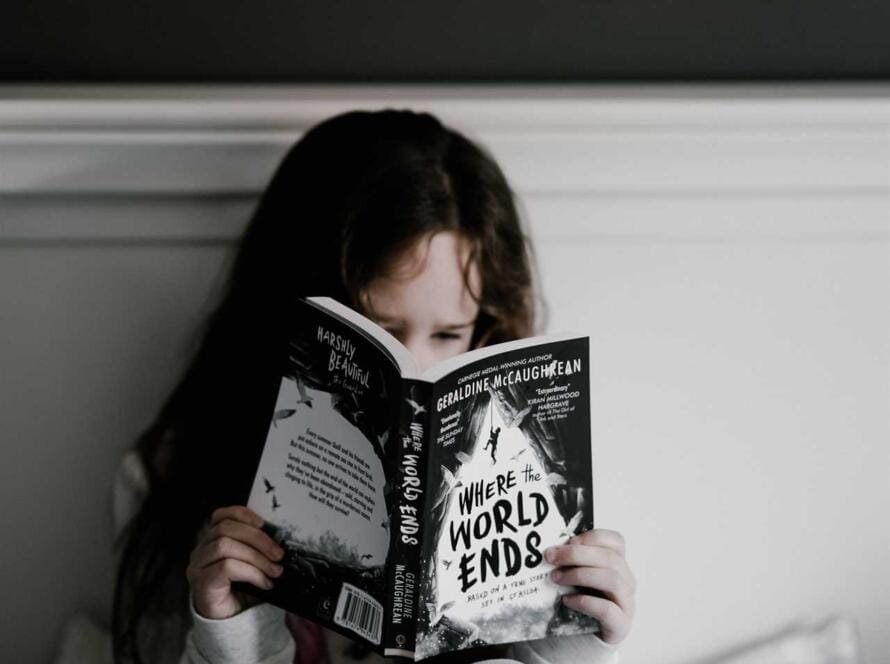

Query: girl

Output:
[112, 109, 636, 664]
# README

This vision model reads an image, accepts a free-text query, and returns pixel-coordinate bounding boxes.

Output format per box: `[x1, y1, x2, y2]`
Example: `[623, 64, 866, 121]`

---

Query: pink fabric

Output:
[285, 612, 329, 664]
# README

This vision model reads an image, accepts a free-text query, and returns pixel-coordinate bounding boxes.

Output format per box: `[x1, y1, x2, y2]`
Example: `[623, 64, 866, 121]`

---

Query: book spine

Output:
[382, 379, 433, 658]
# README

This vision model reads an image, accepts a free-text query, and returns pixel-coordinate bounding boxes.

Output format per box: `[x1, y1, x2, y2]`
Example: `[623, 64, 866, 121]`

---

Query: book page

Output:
[414, 336, 600, 659]
[245, 297, 403, 647]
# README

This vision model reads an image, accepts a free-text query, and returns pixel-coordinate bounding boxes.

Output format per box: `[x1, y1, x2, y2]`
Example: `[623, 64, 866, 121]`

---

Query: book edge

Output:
[305, 295, 418, 376]
[419, 331, 586, 384]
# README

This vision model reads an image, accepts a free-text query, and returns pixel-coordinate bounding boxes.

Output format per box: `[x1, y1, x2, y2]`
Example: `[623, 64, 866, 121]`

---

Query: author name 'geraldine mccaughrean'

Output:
[391, 564, 416, 624]
[435, 357, 582, 413]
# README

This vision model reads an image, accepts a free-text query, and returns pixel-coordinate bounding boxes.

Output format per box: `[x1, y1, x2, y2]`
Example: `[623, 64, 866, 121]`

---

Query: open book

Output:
[241, 296, 600, 660]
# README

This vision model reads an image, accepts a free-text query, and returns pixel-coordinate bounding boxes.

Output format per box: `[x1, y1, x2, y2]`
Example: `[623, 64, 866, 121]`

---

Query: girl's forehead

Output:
[365, 231, 480, 323]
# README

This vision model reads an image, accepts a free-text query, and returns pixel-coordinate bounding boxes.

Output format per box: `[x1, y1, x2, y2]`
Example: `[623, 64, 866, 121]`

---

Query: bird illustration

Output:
[272, 495, 281, 510]
[545, 471, 567, 487]
[431, 466, 461, 513]
[405, 397, 426, 416]
[442, 559, 453, 569]
[506, 404, 533, 428]
[377, 430, 389, 450]
[360, 553, 373, 560]
[381, 520, 389, 530]
[263, 477, 275, 494]
[294, 556, 317, 578]
[545, 362, 560, 387]
[287, 353, 313, 374]
[558, 510, 583, 540]
[271, 409, 296, 428]
[441, 465, 463, 490]
[486, 387, 531, 428]
[454, 451, 472, 465]
[294, 376, 313, 408]
[509, 449, 528, 461]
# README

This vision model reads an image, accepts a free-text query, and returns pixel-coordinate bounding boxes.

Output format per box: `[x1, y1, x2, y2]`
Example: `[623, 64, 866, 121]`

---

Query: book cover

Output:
[413, 337, 599, 659]
[241, 297, 599, 660]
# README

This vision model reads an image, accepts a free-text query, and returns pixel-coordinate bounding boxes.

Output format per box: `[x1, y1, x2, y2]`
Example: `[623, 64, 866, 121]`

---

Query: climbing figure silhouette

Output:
[484, 425, 501, 464]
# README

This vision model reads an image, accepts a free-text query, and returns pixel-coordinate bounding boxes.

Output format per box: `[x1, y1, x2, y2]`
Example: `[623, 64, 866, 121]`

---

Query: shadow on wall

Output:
[691, 614, 861, 664]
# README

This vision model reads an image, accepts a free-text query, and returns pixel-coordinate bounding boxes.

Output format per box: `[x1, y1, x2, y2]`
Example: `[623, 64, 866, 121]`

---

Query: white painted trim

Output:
[3, 83, 890, 129]
[2, 193, 888, 244]
[1, 84, 889, 242]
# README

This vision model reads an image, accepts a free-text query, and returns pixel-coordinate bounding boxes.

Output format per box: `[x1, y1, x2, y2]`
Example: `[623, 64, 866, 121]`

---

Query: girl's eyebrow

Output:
[374, 316, 403, 326]
[376, 317, 474, 330]
[440, 321, 475, 330]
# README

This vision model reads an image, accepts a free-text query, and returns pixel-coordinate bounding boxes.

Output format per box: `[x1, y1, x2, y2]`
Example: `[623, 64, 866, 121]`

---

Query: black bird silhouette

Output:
[272, 495, 281, 510]
[360, 553, 373, 560]
[271, 409, 296, 428]
[263, 477, 275, 493]
[442, 559, 453, 569]
[293, 376, 313, 408]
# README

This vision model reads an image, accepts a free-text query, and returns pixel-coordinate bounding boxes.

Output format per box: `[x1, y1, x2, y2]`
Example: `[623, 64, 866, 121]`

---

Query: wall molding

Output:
[1, 84, 888, 242]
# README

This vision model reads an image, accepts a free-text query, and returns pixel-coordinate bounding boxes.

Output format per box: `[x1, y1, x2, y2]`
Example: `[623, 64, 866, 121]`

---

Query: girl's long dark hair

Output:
[112, 108, 544, 663]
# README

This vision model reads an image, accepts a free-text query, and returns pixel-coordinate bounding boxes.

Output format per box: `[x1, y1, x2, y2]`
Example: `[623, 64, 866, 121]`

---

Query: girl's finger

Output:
[546, 543, 629, 577]
[210, 505, 265, 529]
[560, 594, 631, 645]
[196, 557, 275, 593]
[204, 518, 285, 563]
[191, 535, 284, 580]
[570, 529, 626, 556]
[551, 566, 634, 613]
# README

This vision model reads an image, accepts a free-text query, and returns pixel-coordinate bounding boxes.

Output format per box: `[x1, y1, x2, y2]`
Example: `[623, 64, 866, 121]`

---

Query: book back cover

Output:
[243, 298, 403, 650]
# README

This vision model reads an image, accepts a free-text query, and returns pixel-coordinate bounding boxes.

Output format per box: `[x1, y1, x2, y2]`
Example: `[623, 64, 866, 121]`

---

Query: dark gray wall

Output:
[3, 0, 889, 82]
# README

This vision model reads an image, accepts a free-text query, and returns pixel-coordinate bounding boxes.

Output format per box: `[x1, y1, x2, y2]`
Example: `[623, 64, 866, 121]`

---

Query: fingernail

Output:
[545, 547, 556, 563]
[551, 569, 562, 582]
[274, 548, 285, 560]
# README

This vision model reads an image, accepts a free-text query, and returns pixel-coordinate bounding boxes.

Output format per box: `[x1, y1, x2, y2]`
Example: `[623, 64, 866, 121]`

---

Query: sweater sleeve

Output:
[178, 594, 296, 664]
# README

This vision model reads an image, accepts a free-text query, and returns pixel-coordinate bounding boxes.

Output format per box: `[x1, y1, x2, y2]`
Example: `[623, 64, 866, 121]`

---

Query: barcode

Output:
[334, 582, 383, 645]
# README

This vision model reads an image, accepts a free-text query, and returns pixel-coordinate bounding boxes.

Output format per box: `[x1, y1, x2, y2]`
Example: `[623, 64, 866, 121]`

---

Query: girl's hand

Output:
[545, 529, 636, 645]
[186, 505, 286, 620]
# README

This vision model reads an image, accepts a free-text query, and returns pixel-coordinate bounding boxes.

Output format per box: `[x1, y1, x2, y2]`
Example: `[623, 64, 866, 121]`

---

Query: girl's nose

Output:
[403, 335, 436, 374]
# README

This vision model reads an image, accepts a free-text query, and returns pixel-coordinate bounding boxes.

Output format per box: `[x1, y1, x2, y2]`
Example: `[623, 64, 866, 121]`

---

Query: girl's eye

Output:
[433, 331, 462, 341]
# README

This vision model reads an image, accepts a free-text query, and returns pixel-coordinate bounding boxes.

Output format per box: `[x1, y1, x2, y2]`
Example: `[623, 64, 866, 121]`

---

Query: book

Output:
[241, 295, 600, 660]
